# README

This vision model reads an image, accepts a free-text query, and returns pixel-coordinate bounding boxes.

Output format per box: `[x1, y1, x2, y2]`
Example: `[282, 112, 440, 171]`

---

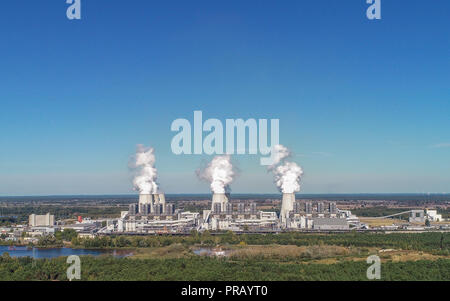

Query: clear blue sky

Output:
[0, 0, 449, 195]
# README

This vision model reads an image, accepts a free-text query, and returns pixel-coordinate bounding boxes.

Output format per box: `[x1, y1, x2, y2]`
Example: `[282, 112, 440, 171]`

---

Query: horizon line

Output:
[1, 192, 449, 198]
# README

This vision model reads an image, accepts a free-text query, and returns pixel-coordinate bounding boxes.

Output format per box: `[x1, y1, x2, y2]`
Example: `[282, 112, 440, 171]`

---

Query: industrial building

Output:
[284, 198, 350, 230]
[29, 213, 54, 227]
[312, 218, 349, 230]
[408, 209, 443, 223]
[108, 192, 353, 233]
[200, 192, 350, 231]
[425, 209, 443, 222]
[201, 196, 278, 231]
[116, 193, 200, 233]
[409, 210, 425, 223]
[199, 192, 278, 231]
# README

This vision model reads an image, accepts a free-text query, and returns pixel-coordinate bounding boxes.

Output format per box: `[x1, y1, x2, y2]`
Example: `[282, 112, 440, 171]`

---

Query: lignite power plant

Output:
[114, 145, 352, 234]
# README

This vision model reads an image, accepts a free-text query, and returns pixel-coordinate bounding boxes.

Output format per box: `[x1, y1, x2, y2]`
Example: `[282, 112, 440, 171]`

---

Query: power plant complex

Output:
[113, 191, 351, 233]
[110, 145, 352, 234]
[103, 145, 349, 233]
[19, 145, 446, 238]
[13, 148, 448, 243]
[74, 146, 448, 236]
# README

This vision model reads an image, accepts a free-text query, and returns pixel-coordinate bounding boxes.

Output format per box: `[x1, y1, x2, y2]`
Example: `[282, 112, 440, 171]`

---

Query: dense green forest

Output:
[0, 254, 448, 281]
[68, 232, 450, 254]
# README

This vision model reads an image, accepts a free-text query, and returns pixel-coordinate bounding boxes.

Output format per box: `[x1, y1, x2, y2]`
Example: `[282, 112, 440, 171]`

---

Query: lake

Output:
[0, 246, 133, 259]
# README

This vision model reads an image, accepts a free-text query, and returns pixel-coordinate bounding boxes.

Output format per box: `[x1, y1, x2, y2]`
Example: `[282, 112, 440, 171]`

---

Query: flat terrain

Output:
[1, 232, 449, 280]
[359, 218, 404, 226]
[130, 242, 450, 264]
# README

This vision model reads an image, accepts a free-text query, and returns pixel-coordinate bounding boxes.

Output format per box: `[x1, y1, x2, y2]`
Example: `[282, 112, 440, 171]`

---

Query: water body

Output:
[193, 247, 230, 257]
[0, 246, 132, 259]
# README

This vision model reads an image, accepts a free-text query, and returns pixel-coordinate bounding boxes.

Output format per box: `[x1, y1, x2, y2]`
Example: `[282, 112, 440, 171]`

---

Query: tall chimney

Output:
[280, 193, 295, 227]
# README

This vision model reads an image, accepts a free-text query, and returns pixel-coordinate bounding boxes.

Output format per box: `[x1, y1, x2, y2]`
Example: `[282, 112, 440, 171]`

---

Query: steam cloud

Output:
[269, 144, 303, 193]
[270, 144, 291, 166]
[198, 155, 234, 193]
[131, 144, 159, 194]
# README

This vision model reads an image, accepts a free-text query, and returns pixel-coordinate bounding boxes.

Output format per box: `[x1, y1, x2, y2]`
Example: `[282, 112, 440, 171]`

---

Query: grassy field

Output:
[359, 218, 404, 226]
[131, 244, 191, 259]
[129, 241, 450, 264]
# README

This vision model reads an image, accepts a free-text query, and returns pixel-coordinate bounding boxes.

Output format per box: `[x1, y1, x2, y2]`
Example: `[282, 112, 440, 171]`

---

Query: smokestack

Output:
[211, 193, 229, 212]
[280, 193, 295, 227]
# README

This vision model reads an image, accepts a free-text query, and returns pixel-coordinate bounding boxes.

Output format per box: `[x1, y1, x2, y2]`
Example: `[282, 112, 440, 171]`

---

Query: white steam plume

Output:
[269, 144, 303, 193]
[270, 144, 291, 166]
[198, 155, 234, 193]
[130, 144, 159, 194]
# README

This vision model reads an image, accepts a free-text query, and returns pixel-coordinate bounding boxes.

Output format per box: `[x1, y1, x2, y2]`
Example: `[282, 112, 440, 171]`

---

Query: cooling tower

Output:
[280, 193, 295, 227]
[158, 193, 166, 205]
[139, 194, 152, 205]
[139, 193, 166, 213]
[153, 193, 160, 204]
[211, 193, 229, 212]
[155, 193, 166, 213]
